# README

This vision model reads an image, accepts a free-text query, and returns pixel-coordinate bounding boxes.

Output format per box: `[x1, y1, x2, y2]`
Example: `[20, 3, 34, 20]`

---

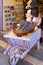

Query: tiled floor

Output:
[24, 50, 43, 65]
[0, 31, 43, 65]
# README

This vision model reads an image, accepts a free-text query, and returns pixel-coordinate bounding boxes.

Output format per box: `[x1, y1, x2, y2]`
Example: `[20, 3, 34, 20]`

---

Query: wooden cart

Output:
[4, 28, 41, 65]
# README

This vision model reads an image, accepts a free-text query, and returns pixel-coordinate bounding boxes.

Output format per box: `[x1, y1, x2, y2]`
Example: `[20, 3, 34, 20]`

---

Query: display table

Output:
[4, 28, 41, 65]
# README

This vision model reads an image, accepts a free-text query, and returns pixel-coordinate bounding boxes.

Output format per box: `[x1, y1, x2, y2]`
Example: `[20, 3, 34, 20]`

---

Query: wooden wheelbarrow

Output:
[4, 28, 41, 65]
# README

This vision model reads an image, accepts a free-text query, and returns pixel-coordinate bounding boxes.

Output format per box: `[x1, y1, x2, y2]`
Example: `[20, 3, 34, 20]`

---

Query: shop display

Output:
[14, 0, 24, 22]
[14, 3, 24, 22]
[3, 0, 24, 31]
[1, 0, 43, 31]
[3, 5, 16, 30]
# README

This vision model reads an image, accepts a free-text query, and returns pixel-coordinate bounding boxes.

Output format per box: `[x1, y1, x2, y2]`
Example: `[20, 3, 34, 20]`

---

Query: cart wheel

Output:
[9, 46, 20, 65]
[10, 55, 19, 65]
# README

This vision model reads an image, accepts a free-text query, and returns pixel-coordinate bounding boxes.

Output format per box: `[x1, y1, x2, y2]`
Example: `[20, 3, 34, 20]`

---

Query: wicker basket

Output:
[13, 21, 36, 36]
